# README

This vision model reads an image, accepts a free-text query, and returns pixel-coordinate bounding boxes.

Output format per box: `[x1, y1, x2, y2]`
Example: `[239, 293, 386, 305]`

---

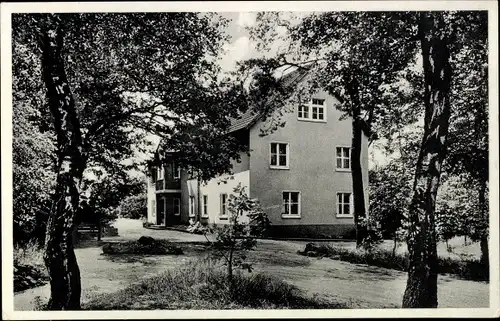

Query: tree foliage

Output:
[369, 162, 412, 239]
[77, 175, 145, 227]
[12, 23, 56, 247]
[118, 194, 148, 220]
[12, 12, 242, 310]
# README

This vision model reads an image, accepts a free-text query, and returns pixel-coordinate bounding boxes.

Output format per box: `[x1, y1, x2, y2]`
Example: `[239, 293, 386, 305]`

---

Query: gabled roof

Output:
[226, 66, 372, 138]
[227, 67, 310, 133]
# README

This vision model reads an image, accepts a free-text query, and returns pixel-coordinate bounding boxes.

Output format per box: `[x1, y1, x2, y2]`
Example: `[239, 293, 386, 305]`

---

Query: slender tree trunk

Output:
[345, 75, 368, 247]
[38, 15, 85, 310]
[393, 235, 398, 257]
[478, 181, 489, 266]
[197, 171, 201, 223]
[402, 13, 452, 308]
[97, 219, 102, 241]
[352, 117, 367, 246]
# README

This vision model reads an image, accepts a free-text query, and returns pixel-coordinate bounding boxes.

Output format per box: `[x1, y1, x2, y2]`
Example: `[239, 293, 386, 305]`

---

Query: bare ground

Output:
[14, 218, 489, 310]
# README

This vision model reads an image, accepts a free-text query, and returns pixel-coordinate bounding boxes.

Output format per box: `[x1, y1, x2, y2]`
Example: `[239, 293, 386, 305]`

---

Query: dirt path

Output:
[14, 219, 489, 310]
[250, 240, 489, 309]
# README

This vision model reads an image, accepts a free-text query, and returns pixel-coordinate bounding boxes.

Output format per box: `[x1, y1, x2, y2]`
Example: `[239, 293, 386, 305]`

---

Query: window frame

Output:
[269, 142, 290, 170]
[219, 193, 228, 219]
[336, 192, 353, 218]
[297, 98, 327, 122]
[281, 190, 301, 218]
[188, 195, 195, 218]
[173, 163, 181, 180]
[336, 146, 351, 171]
[202, 194, 209, 218]
[173, 197, 181, 216]
[157, 165, 164, 180]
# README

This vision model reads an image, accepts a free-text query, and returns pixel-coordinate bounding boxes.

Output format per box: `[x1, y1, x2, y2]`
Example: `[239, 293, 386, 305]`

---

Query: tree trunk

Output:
[402, 13, 452, 309]
[352, 117, 367, 246]
[478, 181, 489, 266]
[393, 235, 398, 257]
[345, 75, 368, 247]
[97, 219, 102, 241]
[197, 171, 202, 222]
[39, 15, 85, 310]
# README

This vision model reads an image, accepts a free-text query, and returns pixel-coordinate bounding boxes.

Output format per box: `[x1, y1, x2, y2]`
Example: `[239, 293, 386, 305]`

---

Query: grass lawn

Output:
[82, 258, 345, 310]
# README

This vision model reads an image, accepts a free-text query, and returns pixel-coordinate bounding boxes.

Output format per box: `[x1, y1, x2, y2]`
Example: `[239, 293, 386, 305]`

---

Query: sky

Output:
[218, 12, 260, 73]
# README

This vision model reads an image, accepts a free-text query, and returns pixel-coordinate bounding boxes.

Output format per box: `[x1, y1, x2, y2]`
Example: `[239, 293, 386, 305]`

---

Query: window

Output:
[189, 196, 195, 217]
[336, 147, 351, 170]
[297, 104, 309, 119]
[282, 191, 301, 217]
[151, 200, 156, 217]
[202, 195, 209, 217]
[298, 98, 326, 121]
[173, 163, 181, 179]
[173, 198, 180, 216]
[157, 166, 164, 180]
[270, 142, 289, 169]
[220, 193, 228, 218]
[337, 192, 353, 217]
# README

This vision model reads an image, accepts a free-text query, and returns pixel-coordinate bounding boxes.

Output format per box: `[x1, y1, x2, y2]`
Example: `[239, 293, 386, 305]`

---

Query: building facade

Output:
[146, 88, 369, 239]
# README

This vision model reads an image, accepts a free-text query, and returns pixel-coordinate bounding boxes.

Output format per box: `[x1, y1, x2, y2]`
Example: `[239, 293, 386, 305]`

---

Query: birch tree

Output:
[13, 12, 245, 310]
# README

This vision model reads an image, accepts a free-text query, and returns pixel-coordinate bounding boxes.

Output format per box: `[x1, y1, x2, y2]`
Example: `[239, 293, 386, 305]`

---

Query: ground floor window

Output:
[202, 195, 209, 217]
[282, 191, 301, 217]
[173, 198, 180, 216]
[220, 193, 228, 218]
[189, 196, 195, 217]
[151, 200, 156, 217]
[337, 192, 353, 217]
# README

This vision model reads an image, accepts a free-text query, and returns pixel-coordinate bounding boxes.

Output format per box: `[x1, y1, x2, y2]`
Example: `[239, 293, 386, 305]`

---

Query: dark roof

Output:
[228, 109, 261, 133]
[227, 67, 310, 133]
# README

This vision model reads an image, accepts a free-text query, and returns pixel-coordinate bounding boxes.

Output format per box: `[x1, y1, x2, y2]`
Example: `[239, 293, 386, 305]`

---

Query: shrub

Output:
[119, 194, 148, 219]
[298, 243, 488, 281]
[83, 258, 346, 310]
[101, 238, 183, 255]
[14, 241, 49, 292]
[203, 184, 270, 291]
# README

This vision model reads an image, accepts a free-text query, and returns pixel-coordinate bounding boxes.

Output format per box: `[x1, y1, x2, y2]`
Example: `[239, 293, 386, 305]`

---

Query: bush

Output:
[83, 258, 346, 310]
[14, 242, 49, 292]
[298, 243, 489, 281]
[101, 237, 183, 255]
[119, 194, 147, 219]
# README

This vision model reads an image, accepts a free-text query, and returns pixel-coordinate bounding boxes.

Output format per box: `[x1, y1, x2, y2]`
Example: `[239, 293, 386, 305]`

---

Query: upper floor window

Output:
[270, 142, 289, 169]
[173, 198, 181, 216]
[220, 193, 228, 218]
[336, 147, 351, 170]
[298, 98, 326, 122]
[336, 192, 353, 217]
[173, 163, 181, 180]
[282, 191, 301, 217]
[157, 166, 164, 180]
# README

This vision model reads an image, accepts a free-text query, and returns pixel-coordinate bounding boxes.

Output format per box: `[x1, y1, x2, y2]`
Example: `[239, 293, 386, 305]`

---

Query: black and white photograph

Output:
[1, 1, 499, 319]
